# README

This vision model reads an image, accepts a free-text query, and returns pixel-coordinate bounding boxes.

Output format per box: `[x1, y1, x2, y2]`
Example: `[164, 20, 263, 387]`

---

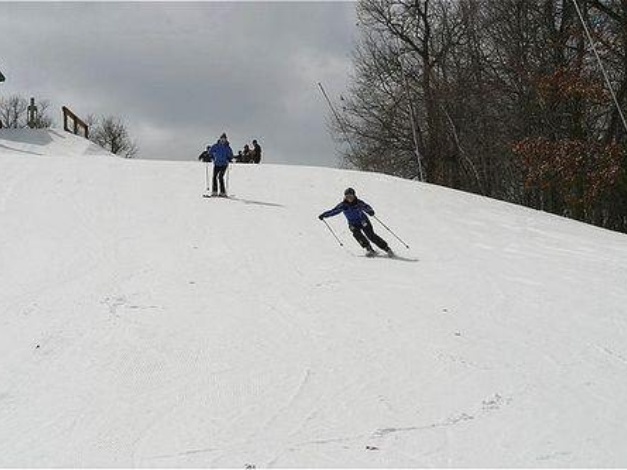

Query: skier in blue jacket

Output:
[319, 187, 393, 257]
[208, 133, 234, 196]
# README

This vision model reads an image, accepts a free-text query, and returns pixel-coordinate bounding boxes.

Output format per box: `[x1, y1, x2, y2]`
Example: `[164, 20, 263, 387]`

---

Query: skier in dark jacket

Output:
[240, 144, 253, 163]
[198, 149, 211, 162]
[252, 139, 262, 164]
[208, 133, 234, 196]
[318, 188, 393, 257]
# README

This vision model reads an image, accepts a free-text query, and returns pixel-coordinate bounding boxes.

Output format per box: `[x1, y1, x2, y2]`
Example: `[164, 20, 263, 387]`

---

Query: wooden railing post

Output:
[62, 106, 89, 139]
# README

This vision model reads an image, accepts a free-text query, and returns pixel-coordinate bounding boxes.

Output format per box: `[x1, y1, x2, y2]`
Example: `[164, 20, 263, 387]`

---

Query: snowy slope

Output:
[1, 129, 627, 468]
[0, 128, 112, 159]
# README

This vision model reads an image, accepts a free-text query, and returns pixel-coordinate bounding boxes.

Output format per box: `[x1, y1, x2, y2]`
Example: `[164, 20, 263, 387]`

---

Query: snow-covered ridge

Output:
[1, 128, 627, 467]
[0, 128, 114, 159]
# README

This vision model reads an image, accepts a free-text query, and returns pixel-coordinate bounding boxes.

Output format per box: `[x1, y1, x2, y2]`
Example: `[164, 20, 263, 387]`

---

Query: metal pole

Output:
[321, 219, 344, 247]
[398, 55, 425, 182]
[226, 165, 230, 195]
[571, 0, 627, 136]
[318, 82, 358, 156]
[373, 215, 410, 249]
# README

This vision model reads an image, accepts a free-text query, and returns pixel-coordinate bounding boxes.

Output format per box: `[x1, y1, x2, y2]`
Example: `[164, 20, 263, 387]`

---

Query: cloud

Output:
[0, 1, 356, 167]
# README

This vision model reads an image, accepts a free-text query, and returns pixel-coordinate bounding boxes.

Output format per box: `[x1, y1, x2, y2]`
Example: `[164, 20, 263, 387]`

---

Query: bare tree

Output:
[0, 95, 54, 129]
[0, 95, 27, 128]
[336, 0, 627, 233]
[89, 115, 138, 158]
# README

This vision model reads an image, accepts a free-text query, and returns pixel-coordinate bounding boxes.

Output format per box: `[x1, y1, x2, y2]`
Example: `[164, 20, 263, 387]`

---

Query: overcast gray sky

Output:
[0, 1, 357, 167]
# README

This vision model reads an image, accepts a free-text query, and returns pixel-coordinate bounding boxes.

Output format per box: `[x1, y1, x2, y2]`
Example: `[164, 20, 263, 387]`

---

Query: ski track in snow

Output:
[2, 130, 627, 467]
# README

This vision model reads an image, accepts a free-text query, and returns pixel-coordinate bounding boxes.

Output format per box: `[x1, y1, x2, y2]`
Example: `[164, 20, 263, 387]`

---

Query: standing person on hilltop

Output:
[198, 147, 211, 162]
[252, 139, 262, 164]
[208, 133, 234, 197]
[241, 144, 253, 163]
[318, 187, 394, 257]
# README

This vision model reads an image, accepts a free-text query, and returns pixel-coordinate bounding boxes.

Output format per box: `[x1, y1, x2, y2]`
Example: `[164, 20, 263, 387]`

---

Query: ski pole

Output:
[373, 215, 410, 249]
[205, 162, 209, 191]
[321, 219, 344, 247]
[226, 165, 230, 194]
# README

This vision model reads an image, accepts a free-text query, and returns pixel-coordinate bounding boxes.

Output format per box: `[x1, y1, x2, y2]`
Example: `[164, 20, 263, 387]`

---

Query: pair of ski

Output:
[366, 249, 393, 258]
[202, 192, 233, 199]
[365, 250, 418, 262]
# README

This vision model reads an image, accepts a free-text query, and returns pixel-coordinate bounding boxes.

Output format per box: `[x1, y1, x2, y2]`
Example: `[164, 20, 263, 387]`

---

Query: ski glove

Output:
[318, 214, 325, 220]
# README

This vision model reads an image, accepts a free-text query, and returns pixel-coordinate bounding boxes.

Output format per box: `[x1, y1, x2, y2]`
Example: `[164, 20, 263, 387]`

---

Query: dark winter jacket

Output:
[209, 141, 234, 166]
[320, 198, 375, 227]
[252, 142, 261, 163]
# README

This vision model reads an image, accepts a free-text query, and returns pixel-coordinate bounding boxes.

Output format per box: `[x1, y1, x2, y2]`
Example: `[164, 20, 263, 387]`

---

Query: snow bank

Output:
[0, 128, 113, 159]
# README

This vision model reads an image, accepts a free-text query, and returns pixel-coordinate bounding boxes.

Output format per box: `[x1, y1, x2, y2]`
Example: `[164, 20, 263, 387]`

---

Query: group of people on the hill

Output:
[198, 133, 262, 196]
[198, 132, 393, 257]
[235, 140, 261, 164]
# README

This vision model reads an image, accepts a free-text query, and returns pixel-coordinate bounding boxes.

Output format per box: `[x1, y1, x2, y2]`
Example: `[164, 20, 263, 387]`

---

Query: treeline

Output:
[0, 94, 137, 158]
[336, 0, 627, 233]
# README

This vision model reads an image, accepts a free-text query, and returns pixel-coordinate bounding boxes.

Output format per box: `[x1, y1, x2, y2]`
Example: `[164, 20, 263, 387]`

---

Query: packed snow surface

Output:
[1, 129, 627, 467]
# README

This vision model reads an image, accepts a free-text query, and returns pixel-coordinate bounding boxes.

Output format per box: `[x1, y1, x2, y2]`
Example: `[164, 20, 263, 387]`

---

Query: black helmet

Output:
[344, 187, 356, 196]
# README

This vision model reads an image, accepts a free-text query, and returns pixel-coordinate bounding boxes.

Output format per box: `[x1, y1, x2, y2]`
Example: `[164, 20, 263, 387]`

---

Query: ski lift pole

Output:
[398, 50, 425, 182]
[318, 82, 358, 156]
[571, 0, 627, 136]
[373, 215, 410, 249]
[321, 219, 344, 247]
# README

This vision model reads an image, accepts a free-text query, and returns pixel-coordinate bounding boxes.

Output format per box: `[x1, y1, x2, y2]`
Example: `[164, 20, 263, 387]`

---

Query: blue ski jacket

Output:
[209, 141, 234, 166]
[320, 198, 375, 227]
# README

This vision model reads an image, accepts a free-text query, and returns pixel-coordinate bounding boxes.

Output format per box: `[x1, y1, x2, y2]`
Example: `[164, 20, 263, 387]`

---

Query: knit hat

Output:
[344, 187, 356, 196]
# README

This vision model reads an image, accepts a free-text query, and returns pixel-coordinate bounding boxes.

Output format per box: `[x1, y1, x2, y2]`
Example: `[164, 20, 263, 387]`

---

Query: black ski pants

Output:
[212, 164, 228, 194]
[350, 220, 389, 251]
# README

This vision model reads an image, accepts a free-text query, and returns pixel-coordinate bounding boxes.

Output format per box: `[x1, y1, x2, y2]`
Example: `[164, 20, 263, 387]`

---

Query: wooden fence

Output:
[62, 106, 89, 139]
